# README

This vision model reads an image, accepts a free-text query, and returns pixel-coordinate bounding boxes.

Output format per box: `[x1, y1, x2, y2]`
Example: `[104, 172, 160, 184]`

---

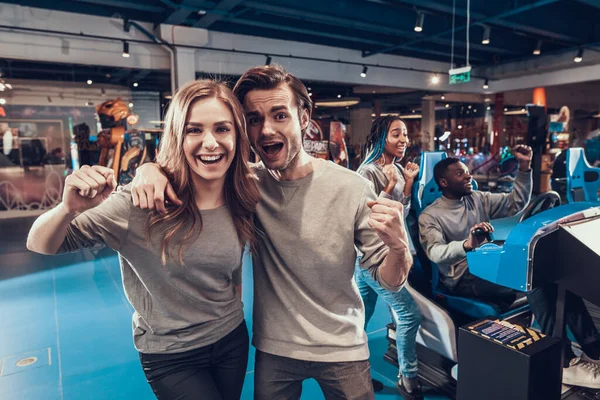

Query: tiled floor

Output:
[0, 248, 448, 400]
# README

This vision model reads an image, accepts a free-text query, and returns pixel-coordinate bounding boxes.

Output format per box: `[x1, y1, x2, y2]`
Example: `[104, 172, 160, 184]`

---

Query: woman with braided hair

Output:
[355, 115, 423, 399]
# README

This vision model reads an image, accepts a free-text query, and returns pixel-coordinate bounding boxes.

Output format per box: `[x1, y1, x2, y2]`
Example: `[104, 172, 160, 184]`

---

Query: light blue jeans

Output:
[355, 260, 421, 379]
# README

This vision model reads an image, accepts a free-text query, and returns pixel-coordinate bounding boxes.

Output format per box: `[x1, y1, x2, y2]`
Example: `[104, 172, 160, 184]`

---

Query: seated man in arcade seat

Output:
[418, 146, 600, 389]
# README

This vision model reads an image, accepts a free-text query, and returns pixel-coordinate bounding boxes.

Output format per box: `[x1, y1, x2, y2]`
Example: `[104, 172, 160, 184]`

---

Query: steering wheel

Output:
[519, 191, 561, 222]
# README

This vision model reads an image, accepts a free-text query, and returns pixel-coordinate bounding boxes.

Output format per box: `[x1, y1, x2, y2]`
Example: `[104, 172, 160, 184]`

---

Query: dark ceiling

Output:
[1, 0, 599, 116]
[1, 0, 599, 66]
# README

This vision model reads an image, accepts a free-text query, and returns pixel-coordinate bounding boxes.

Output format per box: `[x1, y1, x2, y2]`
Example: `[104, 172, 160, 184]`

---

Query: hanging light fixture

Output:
[533, 40, 542, 55]
[360, 66, 368, 78]
[122, 41, 130, 58]
[574, 48, 584, 63]
[414, 12, 424, 32]
[265, 56, 272, 66]
[482, 26, 491, 45]
[483, 78, 489, 89]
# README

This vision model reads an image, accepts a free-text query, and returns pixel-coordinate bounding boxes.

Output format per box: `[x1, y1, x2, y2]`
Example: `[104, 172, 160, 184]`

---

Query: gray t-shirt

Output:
[58, 186, 244, 354]
[251, 158, 397, 363]
[418, 170, 532, 288]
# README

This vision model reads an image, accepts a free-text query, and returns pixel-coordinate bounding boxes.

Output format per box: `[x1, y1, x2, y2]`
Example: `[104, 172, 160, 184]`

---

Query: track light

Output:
[533, 40, 542, 55]
[574, 48, 584, 63]
[133, 82, 138, 87]
[414, 12, 424, 32]
[87, 79, 93, 85]
[482, 26, 491, 45]
[483, 78, 489, 89]
[441, 94, 445, 100]
[122, 41, 130, 58]
[360, 66, 368, 78]
[431, 75, 440, 85]
[265, 56, 272, 66]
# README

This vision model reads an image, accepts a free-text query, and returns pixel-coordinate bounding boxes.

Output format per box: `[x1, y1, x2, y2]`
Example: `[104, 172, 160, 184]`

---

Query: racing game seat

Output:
[566, 148, 600, 204]
[412, 152, 525, 319]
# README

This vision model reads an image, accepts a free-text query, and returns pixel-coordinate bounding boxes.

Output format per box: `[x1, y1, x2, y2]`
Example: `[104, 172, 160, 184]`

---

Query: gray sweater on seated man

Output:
[418, 170, 532, 289]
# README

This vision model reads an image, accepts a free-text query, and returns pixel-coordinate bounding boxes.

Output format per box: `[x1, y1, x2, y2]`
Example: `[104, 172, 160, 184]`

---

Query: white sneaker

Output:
[563, 357, 600, 389]
[582, 353, 600, 366]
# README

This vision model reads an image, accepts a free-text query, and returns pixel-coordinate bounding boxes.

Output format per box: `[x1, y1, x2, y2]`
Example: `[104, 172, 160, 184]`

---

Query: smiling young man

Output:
[419, 150, 600, 389]
[130, 65, 413, 399]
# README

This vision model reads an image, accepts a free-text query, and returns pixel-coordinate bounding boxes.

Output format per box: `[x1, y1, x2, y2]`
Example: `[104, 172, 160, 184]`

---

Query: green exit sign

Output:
[449, 66, 472, 85]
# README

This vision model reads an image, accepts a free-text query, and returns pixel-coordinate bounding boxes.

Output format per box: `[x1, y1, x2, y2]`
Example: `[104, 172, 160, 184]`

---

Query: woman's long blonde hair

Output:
[147, 79, 260, 265]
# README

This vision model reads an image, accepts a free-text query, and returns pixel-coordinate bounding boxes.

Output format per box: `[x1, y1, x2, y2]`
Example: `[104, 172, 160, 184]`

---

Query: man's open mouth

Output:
[261, 142, 284, 155]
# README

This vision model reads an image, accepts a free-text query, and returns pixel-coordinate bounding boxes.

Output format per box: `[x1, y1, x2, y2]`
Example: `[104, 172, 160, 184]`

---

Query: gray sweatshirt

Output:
[251, 158, 397, 362]
[418, 170, 532, 288]
[57, 186, 244, 354]
[357, 162, 411, 213]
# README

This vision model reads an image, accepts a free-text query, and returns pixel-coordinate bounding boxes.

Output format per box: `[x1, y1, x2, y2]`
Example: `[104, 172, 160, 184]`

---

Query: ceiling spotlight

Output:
[533, 40, 542, 55]
[574, 48, 584, 63]
[487, 106, 491, 110]
[482, 26, 491, 45]
[458, 124, 463, 129]
[198, 9, 207, 15]
[483, 78, 489, 89]
[337, 94, 342, 98]
[309, 92, 313, 97]
[431, 75, 440, 84]
[0, 98, 6, 105]
[468, 105, 472, 109]
[133, 82, 138, 87]
[122, 41, 130, 58]
[414, 12, 424, 32]
[265, 56, 272, 66]
[504, 107, 508, 112]
[445, 104, 450, 108]
[441, 94, 445, 100]
[87, 79, 93, 85]
[412, 109, 416, 113]
[360, 66, 368, 78]
[129, 102, 134, 107]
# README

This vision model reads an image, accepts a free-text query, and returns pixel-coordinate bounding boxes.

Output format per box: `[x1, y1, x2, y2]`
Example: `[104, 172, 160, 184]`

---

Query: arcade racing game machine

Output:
[385, 150, 600, 399]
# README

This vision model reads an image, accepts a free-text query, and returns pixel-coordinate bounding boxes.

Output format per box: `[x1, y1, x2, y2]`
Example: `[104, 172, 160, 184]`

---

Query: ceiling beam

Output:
[194, 0, 244, 28]
[364, 0, 562, 58]
[574, 0, 600, 10]
[222, 17, 485, 62]
[71, 0, 166, 13]
[243, 1, 515, 55]
[386, 0, 582, 43]
[162, 0, 211, 25]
